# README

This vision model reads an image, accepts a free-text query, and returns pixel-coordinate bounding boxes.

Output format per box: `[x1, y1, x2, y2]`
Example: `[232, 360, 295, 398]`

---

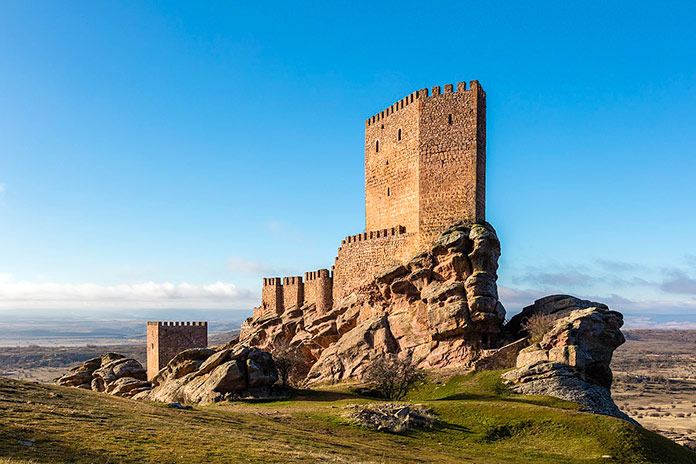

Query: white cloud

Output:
[0, 274, 258, 310]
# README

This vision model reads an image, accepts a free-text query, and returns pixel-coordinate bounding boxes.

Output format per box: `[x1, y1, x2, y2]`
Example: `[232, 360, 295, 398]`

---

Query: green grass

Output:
[0, 373, 694, 464]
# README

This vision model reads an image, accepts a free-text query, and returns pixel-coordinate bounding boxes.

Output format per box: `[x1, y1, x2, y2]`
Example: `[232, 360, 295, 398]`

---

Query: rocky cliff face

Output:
[237, 222, 506, 384]
[501, 295, 632, 422]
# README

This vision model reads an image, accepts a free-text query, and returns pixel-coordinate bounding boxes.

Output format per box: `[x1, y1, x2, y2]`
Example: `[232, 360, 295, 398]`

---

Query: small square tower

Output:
[146, 321, 208, 380]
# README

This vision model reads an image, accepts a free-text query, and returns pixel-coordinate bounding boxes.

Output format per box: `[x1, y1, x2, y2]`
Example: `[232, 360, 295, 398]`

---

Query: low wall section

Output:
[332, 226, 416, 303]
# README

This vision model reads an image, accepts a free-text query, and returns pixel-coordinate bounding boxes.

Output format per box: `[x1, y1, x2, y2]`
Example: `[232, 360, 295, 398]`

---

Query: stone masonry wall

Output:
[282, 276, 304, 310]
[365, 93, 421, 237]
[304, 269, 333, 313]
[332, 227, 416, 303]
[261, 278, 282, 314]
[146, 321, 208, 380]
[417, 81, 485, 249]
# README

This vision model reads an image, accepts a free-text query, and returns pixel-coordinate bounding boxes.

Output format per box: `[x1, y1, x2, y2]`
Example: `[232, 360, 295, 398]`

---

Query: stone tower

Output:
[364, 80, 486, 252]
[146, 321, 208, 380]
[255, 79, 487, 311]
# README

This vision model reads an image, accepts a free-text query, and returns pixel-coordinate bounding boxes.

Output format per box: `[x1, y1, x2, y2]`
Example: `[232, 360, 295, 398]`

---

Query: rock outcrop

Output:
[55, 353, 150, 398]
[345, 403, 436, 433]
[501, 295, 633, 422]
[238, 222, 506, 384]
[142, 345, 278, 404]
[56, 346, 278, 405]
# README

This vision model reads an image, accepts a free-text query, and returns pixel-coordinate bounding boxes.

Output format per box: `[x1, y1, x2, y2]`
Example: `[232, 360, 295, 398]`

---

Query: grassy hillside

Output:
[0, 371, 694, 464]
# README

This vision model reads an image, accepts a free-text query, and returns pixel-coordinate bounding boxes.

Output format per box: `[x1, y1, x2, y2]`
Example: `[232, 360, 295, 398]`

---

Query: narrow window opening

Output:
[448, 114, 453, 125]
[397, 128, 402, 141]
[375, 140, 379, 153]
[386, 160, 389, 166]
[387, 187, 390, 196]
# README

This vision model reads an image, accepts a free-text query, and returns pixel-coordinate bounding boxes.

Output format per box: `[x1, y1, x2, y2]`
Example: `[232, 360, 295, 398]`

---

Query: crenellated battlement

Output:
[305, 269, 332, 281]
[365, 89, 426, 127]
[365, 80, 483, 127]
[257, 268, 333, 317]
[341, 226, 407, 246]
[147, 321, 207, 327]
[282, 276, 303, 286]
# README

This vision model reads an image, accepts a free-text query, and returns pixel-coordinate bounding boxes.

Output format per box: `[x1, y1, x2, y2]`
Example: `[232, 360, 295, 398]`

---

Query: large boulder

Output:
[56, 345, 278, 405]
[145, 346, 278, 404]
[55, 353, 149, 398]
[501, 296, 632, 422]
[92, 358, 147, 392]
[238, 221, 507, 385]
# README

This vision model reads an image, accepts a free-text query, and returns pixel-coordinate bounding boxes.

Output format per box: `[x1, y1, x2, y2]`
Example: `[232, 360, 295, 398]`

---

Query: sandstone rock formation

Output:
[142, 345, 278, 404]
[237, 222, 506, 384]
[56, 346, 278, 405]
[501, 295, 633, 422]
[55, 353, 150, 398]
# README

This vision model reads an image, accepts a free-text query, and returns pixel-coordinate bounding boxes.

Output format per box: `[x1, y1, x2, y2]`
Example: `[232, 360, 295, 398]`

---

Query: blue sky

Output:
[0, 1, 695, 326]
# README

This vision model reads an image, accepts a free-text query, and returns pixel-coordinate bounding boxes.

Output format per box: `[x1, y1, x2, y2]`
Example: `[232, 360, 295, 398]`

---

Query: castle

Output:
[145, 79, 486, 380]
[256, 80, 486, 316]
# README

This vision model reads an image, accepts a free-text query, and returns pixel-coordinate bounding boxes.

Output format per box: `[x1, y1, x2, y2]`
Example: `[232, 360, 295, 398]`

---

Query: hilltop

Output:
[2, 371, 694, 464]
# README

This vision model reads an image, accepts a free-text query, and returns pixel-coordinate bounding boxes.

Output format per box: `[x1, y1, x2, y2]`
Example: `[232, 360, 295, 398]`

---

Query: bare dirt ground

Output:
[611, 329, 696, 448]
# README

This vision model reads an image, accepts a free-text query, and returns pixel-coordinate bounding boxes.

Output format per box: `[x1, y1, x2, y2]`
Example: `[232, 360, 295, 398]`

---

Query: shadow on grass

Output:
[287, 389, 362, 402]
[434, 421, 472, 433]
[395, 420, 472, 439]
[233, 388, 361, 404]
[434, 392, 577, 409]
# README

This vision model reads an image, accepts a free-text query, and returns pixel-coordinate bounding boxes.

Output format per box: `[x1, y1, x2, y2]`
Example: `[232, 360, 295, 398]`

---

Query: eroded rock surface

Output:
[501, 295, 633, 422]
[56, 346, 278, 405]
[55, 353, 149, 398]
[142, 345, 278, 404]
[238, 222, 506, 384]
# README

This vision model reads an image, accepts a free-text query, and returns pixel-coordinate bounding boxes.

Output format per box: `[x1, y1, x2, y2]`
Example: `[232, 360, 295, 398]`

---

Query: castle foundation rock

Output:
[238, 221, 506, 384]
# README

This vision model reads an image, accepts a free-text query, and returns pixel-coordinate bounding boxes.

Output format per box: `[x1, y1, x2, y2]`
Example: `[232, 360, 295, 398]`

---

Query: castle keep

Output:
[256, 80, 486, 315]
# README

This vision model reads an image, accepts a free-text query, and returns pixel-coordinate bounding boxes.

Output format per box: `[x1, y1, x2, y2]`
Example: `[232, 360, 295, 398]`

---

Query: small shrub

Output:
[521, 312, 555, 343]
[364, 355, 425, 401]
[271, 342, 305, 390]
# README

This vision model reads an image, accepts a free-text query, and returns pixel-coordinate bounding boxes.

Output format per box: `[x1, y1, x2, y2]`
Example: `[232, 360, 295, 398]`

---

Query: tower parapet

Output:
[261, 277, 283, 314]
[304, 269, 333, 313]
[282, 276, 304, 310]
